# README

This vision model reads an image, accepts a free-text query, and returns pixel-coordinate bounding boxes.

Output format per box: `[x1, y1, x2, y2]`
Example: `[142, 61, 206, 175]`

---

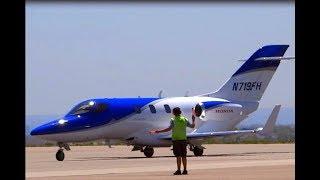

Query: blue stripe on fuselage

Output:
[30, 98, 230, 136]
[202, 101, 229, 110]
[30, 98, 159, 135]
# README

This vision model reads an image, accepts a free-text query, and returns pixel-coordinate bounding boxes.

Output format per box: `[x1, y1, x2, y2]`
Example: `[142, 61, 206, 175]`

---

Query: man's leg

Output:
[181, 141, 188, 175]
[182, 157, 187, 171]
[173, 141, 182, 175]
[176, 157, 182, 170]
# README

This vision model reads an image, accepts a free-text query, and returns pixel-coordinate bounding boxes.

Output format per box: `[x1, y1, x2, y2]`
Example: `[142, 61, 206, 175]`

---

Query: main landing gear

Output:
[143, 146, 154, 158]
[189, 144, 204, 156]
[131, 145, 154, 158]
[56, 142, 70, 161]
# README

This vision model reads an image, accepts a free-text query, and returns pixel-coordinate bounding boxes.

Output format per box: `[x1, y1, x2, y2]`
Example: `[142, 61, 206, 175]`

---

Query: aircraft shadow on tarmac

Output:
[66, 151, 292, 162]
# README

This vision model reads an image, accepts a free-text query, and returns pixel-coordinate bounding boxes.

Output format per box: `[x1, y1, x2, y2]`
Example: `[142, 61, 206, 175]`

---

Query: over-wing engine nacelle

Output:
[193, 101, 243, 122]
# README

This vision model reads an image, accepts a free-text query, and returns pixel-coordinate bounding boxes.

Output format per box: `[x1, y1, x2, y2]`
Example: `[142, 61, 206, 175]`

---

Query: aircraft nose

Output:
[30, 128, 38, 136]
[30, 120, 59, 136]
[30, 125, 47, 136]
[29, 117, 76, 136]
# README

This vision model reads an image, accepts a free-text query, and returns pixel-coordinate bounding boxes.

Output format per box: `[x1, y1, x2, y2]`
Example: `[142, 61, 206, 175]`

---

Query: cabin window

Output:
[94, 103, 107, 113]
[164, 104, 171, 113]
[149, 105, 156, 113]
[134, 106, 141, 114]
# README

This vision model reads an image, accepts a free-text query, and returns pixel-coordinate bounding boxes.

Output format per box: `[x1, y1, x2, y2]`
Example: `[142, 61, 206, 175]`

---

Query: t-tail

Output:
[200, 45, 291, 102]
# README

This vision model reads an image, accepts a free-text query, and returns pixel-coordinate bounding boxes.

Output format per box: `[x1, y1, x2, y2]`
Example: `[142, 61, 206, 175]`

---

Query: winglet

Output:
[258, 105, 281, 136]
[158, 90, 163, 98]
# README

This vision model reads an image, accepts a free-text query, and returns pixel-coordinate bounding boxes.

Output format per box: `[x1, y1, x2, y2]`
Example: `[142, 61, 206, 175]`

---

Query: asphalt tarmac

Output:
[26, 144, 294, 180]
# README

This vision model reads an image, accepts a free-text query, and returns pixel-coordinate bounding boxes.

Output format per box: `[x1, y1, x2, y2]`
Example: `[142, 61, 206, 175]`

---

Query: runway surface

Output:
[26, 144, 294, 180]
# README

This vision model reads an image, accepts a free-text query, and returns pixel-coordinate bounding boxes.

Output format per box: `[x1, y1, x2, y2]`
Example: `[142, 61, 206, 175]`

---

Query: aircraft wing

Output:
[160, 105, 281, 141]
[160, 129, 258, 140]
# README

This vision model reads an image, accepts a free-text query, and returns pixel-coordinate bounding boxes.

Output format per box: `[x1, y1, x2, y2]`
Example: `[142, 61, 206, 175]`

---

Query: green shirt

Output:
[169, 115, 192, 141]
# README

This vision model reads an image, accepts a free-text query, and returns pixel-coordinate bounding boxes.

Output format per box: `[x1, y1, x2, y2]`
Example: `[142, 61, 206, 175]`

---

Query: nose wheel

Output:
[56, 149, 65, 161]
[56, 142, 70, 161]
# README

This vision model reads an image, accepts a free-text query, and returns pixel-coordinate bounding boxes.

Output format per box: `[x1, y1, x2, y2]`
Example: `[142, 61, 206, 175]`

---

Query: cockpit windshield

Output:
[67, 100, 107, 115]
[68, 100, 95, 115]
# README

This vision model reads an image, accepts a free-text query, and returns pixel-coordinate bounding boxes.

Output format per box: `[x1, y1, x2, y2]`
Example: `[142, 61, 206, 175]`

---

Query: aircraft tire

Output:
[193, 147, 203, 156]
[56, 149, 65, 161]
[143, 147, 154, 158]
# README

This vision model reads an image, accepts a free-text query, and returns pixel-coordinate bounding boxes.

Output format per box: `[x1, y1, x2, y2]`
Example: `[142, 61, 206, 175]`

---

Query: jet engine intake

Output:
[194, 103, 206, 119]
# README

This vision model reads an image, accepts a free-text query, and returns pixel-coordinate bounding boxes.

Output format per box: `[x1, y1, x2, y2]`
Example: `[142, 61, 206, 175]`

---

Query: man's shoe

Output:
[173, 170, 181, 175]
[182, 170, 188, 175]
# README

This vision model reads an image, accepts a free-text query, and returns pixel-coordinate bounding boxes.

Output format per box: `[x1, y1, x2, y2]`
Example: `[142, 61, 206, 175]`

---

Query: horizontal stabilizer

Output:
[238, 56, 295, 61]
[258, 104, 281, 136]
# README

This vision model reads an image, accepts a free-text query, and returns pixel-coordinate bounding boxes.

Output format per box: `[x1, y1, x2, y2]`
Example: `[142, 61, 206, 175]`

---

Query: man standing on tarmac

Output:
[149, 107, 195, 175]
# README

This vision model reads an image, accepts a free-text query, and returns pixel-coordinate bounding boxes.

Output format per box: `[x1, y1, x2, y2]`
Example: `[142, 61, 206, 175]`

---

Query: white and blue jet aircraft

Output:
[30, 45, 294, 161]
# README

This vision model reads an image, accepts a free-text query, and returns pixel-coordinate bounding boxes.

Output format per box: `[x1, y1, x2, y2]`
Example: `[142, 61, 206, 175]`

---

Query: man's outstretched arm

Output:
[149, 127, 172, 134]
[149, 121, 173, 134]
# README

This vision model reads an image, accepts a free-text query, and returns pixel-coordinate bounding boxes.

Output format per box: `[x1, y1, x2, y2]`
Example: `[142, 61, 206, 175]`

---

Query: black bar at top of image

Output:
[25, 0, 294, 3]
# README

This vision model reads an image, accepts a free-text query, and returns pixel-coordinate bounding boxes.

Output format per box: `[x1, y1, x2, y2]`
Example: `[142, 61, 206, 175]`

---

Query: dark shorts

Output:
[172, 140, 187, 157]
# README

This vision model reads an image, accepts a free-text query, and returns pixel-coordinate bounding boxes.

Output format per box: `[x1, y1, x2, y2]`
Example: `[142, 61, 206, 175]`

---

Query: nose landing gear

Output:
[56, 142, 70, 161]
